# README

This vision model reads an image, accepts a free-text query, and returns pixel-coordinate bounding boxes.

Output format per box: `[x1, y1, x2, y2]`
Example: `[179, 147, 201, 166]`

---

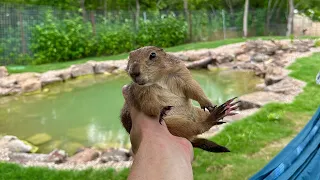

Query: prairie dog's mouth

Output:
[132, 77, 146, 86]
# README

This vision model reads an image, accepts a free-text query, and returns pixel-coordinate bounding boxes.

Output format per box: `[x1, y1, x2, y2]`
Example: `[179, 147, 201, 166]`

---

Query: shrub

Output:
[29, 12, 187, 65]
[95, 21, 135, 56]
[136, 15, 187, 48]
[31, 11, 94, 64]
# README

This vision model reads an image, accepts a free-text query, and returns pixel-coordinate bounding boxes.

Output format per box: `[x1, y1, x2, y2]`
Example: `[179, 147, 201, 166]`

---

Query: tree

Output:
[286, 0, 294, 36]
[265, 0, 281, 35]
[243, 0, 249, 37]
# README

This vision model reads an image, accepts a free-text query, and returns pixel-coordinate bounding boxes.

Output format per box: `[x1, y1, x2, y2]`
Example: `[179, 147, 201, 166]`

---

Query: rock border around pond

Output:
[1, 39, 320, 170]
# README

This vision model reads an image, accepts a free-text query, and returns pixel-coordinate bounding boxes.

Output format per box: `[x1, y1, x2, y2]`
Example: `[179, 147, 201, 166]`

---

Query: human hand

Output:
[122, 85, 194, 180]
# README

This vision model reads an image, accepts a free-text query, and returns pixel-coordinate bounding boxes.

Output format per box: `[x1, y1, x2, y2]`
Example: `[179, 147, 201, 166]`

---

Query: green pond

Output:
[0, 70, 262, 154]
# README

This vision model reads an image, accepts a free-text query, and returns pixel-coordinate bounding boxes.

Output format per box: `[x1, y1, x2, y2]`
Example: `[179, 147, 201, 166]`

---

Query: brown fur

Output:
[120, 46, 231, 153]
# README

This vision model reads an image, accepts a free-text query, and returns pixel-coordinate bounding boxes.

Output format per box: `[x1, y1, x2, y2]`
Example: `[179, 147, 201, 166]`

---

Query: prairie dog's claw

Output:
[159, 106, 173, 124]
[201, 105, 216, 113]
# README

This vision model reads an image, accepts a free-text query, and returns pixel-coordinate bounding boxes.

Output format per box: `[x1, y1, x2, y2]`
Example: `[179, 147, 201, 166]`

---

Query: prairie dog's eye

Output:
[149, 52, 157, 60]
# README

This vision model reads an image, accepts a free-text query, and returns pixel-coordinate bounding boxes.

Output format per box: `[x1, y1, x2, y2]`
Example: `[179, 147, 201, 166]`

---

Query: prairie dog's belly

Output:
[154, 82, 194, 117]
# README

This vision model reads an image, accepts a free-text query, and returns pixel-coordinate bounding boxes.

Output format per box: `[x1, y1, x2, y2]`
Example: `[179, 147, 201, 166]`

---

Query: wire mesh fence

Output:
[0, 2, 302, 65]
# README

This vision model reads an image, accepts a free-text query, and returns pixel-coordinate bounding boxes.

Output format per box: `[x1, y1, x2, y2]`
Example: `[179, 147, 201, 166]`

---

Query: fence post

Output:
[221, 9, 226, 40]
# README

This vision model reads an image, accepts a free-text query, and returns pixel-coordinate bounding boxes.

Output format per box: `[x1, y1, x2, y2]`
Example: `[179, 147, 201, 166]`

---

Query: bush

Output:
[31, 11, 94, 64]
[29, 12, 187, 65]
[136, 15, 187, 48]
[96, 21, 135, 56]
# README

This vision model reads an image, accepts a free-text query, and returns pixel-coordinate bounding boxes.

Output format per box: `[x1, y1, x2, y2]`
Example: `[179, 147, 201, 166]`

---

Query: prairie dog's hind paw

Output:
[209, 97, 239, 122]
[159, 106, 173, 124]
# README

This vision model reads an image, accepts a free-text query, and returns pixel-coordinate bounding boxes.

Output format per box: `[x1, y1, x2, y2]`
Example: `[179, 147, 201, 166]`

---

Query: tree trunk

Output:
[184, 0, 192, 41]
[243, 0, 249, 37]
[80, 0, 86, 21]
[135, 0, 140, 31]
[265, 0, 281, 35]
[286, 0, 294, 36]
[225, 0, 235, 27]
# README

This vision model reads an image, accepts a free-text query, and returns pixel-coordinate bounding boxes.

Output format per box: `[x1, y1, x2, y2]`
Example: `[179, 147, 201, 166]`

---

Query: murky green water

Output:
[0, 70, 262, 154]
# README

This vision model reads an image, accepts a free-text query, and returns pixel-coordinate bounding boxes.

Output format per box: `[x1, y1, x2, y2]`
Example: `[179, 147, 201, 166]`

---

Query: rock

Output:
[0, 66, 8, 78]
[265, 77, 306, 96]
[0, 87, 21, 96]
[216, 53, 234, 64]
[236, 54, 250, 62]
[8, 149, 67, 164]
[93, 62, 118, 74]
[70, 63, 94, 78]
[100, 148, 130, 163]
[48, 149, 67, 163]
[244, 40, 277, 55]
[26, 133, 52, 145]
[264, 66, 289, 85]
[0, 77, 18, 88]
[20, 78, 41, 93]
[255, 83, 266, 90]
[0, 72, 41, 95]
[265, 75, 285, 86]
[68, 148, 100, 163]
[235, 62, 266, 78]
[316, 72, 320, 85]
[275, 50, 284, 55]
[238, 91, 286, 110]
[9, 72, 40, 82]
[179, 50, 214, 61]
[40, 69, 72, 86]
[251, 53, 270, 62]
[0, 135, 34, 153]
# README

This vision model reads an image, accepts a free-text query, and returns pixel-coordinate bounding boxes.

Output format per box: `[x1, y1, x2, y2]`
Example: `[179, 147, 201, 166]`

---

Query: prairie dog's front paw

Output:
[200, 100, 215, 112]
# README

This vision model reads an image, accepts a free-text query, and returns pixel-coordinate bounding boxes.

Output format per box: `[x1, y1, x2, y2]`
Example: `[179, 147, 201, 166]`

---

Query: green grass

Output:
[7, 36, 311, 74]
[0, 163, 130, 180]
[1, 43, 319, 180]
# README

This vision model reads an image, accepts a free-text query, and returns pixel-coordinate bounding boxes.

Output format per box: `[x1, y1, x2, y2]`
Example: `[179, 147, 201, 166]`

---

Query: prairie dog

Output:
[120, 46, 237, 153]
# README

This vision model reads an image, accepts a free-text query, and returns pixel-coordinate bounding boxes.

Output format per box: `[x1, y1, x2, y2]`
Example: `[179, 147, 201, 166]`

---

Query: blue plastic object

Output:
[250, 106, 320, 180]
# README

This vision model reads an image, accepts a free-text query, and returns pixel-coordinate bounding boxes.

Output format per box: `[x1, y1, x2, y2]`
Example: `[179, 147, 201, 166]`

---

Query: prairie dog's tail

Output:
[191, 138, 230, 153]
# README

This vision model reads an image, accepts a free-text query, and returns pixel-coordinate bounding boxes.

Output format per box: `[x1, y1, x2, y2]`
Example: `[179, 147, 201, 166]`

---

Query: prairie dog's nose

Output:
[129, 63, 140, 79]
[130, 71, 140, 78]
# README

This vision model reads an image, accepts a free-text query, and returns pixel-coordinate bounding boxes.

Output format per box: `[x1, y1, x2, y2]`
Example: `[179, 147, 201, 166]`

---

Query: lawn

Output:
[1, 50, 319, 179]
[6, 36, 308, 74]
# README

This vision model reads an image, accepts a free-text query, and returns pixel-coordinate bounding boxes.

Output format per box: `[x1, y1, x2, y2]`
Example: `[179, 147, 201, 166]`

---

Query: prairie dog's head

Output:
[126, 46, 168, 86]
